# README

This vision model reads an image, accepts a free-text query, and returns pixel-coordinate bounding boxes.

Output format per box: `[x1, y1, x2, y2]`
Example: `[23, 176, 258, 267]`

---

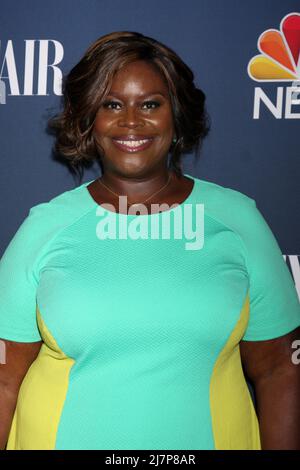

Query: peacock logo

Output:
[248, 12, 300, 82]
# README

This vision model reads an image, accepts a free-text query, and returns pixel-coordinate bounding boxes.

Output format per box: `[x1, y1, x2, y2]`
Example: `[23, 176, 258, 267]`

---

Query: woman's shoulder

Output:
[4, 180, 96, 257]
[191, 174, 256, 207]
[27, 179, 95, 228]
[190, 174, 258, 221]
[190, 174, 272, 238]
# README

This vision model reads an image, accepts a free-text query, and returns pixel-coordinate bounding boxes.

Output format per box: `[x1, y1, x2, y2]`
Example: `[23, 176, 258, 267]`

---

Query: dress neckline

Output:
[82, 173, 198, 218]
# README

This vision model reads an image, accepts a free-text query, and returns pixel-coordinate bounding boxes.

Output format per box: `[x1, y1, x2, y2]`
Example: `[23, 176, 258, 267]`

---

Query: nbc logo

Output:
[247, 12, 300, 119]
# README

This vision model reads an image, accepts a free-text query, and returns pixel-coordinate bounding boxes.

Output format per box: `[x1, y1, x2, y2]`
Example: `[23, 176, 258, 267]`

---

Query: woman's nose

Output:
[118, 106, 144, 128]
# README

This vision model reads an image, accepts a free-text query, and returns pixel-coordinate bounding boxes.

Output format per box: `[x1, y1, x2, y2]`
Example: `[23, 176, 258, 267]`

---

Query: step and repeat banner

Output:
[0, 0, 299, 297]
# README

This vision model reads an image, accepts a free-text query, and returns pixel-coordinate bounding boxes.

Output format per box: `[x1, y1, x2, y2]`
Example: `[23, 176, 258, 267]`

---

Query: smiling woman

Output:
[48, 31, 210, 183]
[0, 31, 299, 451]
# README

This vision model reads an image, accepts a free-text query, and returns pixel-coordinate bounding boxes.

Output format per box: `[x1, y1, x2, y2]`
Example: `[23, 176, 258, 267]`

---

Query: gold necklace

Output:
[97, 172, 172, 207]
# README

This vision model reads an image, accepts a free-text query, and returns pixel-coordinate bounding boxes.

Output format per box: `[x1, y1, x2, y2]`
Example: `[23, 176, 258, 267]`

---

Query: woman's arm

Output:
[240, 326, 300, 450]
[0, 339, 42, 450]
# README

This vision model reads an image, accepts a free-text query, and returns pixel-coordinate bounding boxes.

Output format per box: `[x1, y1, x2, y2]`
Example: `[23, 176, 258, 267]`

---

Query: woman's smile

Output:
[111, 135, 155, 153]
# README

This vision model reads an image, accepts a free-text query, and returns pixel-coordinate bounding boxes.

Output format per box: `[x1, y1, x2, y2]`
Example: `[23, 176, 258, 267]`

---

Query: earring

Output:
[172, 137, 177, 143]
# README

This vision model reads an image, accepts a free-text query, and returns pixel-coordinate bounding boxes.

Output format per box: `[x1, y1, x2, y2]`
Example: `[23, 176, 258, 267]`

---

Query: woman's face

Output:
[93, 60, 175, 177]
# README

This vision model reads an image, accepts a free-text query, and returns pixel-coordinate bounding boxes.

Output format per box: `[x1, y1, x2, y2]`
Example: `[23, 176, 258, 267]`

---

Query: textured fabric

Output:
[0, 174, 299, 450]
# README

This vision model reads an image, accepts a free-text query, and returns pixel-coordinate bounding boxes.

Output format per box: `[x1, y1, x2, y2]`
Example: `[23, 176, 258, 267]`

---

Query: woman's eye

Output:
[101, 100, 160, 111]
[102, 101, 121, 110]
[142, 101, 160, 109]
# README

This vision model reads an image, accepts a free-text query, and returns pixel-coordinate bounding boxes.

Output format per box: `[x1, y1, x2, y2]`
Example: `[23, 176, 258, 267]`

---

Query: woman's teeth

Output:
[115, 139, 150, 147]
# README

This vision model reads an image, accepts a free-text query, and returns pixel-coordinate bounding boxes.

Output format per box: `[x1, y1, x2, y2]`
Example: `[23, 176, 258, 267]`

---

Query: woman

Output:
[0, 31, 299, 450]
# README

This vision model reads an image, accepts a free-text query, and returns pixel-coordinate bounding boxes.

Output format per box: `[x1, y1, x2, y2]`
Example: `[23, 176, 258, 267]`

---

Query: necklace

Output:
[97, 172, 172, 207]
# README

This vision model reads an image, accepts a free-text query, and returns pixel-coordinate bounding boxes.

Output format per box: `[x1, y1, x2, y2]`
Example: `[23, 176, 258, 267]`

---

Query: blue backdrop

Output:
[0, 0, 299, 297]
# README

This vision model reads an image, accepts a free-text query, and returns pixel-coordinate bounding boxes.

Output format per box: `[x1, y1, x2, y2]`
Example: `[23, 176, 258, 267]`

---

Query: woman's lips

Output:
[112, 138, 154, 153]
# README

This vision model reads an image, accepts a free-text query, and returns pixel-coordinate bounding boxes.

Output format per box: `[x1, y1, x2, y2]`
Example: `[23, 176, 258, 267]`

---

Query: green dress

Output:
[0, 174, 299, 449]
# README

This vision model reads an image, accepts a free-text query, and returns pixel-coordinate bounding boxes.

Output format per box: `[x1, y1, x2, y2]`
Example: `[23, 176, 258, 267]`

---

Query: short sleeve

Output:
[241, 199, 300, 341]
[0, 210, 42, 342]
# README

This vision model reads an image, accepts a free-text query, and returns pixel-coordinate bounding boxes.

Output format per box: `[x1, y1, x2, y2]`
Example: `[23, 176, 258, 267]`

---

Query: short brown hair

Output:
[48, 31, 210, 178]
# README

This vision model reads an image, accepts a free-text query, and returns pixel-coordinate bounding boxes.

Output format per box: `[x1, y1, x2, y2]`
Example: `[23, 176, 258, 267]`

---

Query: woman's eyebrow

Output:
[106, 91, 168, 99]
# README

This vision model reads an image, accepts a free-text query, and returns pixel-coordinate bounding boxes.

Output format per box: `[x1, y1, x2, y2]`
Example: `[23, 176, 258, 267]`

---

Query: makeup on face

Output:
[93, 61, 175, 175]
